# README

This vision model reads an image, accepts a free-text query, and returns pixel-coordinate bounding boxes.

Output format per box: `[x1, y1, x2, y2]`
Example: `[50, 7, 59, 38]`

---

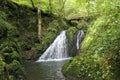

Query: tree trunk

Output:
[30, 0, 35, 9]
[38, 0, 42, 39]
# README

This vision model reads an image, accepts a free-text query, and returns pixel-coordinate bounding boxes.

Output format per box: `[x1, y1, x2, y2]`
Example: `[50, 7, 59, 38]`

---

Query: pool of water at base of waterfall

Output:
[23, 60, 69, 80]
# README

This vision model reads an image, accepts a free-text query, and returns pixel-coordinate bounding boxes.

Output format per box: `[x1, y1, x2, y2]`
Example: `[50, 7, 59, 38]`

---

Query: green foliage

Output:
[0, 11, 17, 37]
[0, 11, 24, 79]
[63, 0, 120, 80]
[9, 60, 25, 78]
[0, 38, 24, 80]
[63, 53, 114, 80]
[81, 16, 107, 50]
[11, 0, 59, 15]
[10, 51, 20, 60]
[0, 39, 20, 53]
[0, 17, 17, 38]
[19, 32, 38, 51]
[35, 20, 58, 54]
[37, 32, 56, 52]
[64, 25, 120, 80]
[1, 0, 119, 80]
[0, 11, 7, 20]
[67, 27, 77, 43]
[0, 1, 38, 80]
[47, 20, 59, 32]
[0, 39, 21, 62]
[0, 56, 5, 79]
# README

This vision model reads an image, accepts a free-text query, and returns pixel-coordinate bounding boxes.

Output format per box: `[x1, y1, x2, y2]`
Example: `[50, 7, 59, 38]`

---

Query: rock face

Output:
[70, 30, 85, 56]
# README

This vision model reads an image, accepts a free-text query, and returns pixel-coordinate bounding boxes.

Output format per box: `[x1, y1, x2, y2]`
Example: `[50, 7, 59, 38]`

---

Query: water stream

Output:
[24, 60, 69, 80]
[76, 30, 84, 49]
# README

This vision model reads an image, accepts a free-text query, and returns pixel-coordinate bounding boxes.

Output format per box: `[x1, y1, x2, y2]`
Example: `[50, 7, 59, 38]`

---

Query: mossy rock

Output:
[63, 14, 120, 80]
[67, 27, 77, 44]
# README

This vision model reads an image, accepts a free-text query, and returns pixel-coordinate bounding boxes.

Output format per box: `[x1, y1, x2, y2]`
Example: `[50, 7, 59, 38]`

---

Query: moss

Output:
[81, 16, 107, 51]
[63, 12, 120, 80]
[67, 27, 77, 44]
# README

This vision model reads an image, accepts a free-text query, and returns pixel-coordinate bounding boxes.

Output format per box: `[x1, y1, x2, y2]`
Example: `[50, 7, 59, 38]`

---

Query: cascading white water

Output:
[37, 30, 69, 62]
[76, 30, 84, 49]
[37, 30, 85, 62]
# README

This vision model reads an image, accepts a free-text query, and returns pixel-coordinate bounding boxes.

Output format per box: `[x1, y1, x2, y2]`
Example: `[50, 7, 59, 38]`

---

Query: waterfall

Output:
[76, 30, 85, 49]
[37, 30, 69, 62]
[70, 30, 85, 56]
[37, 30, 85, 62]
